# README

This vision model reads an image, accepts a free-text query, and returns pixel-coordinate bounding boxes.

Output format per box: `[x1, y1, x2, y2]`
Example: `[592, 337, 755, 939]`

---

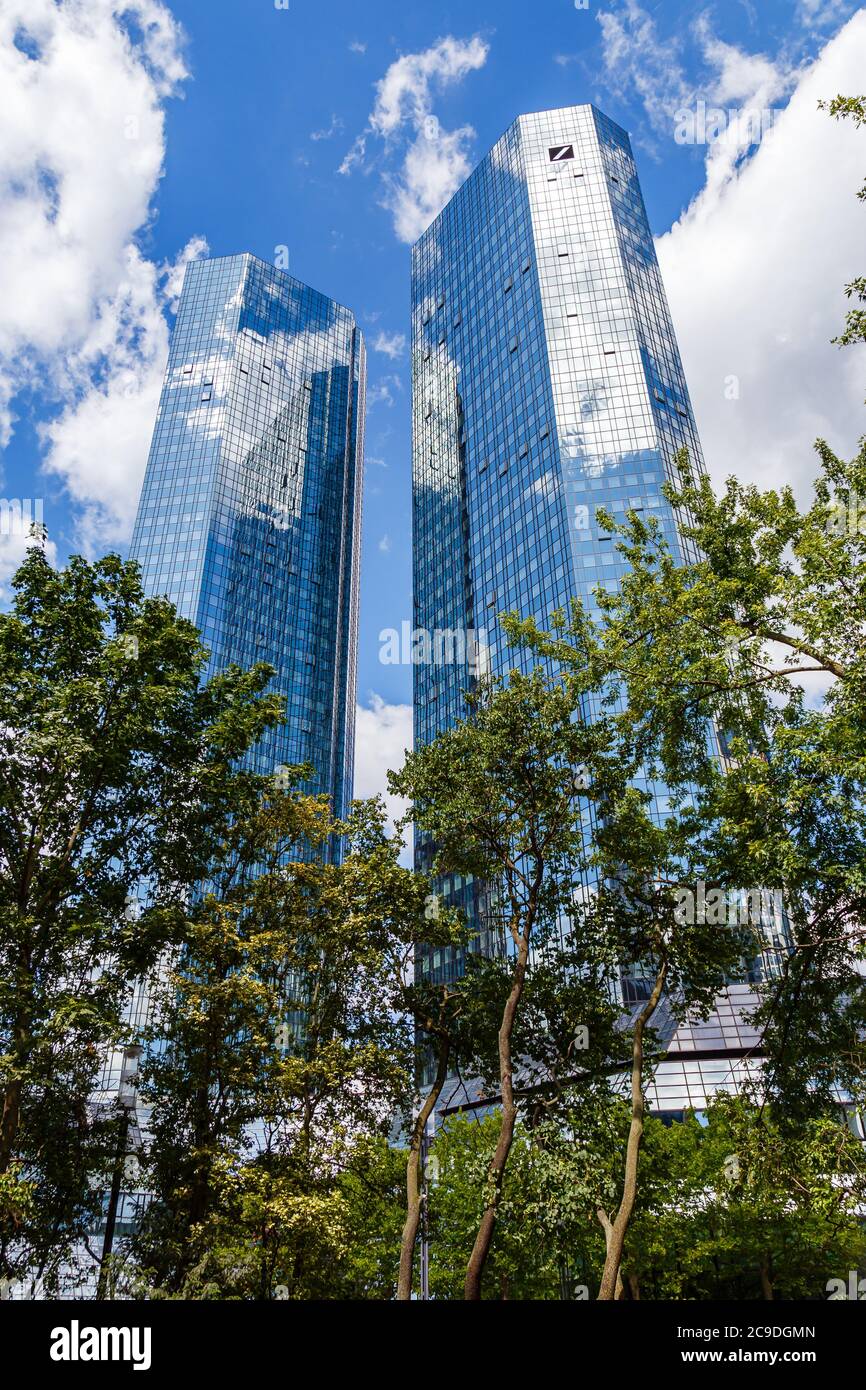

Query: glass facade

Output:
[130, 253, 365, 833]
[64, 257, 367, 1275]
[411, 105, 770, 1112]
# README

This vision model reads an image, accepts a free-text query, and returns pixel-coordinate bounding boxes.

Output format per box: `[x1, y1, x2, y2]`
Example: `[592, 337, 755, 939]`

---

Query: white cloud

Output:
[372, 330, 406, 358]
[656, 11, 866, 503]
[378, 533, 391, 552]
[385, 123, 480, 243]
[696, 21, 794, 108]
[597, 0, 693, 137]
[338, 34, 489, 243]
[367, 374, 403, 408]
[367, 34, 488, 138]
[797, 0, 856, 28]
[310, 115, 344, 142]
[40, 235, 208, 550]
[354, 693, 413, 843]
[597, 0, 797, 182]
[338, 134, 367, 177]
[0, 0, 206, 548]
[163, 233, 209, 313]
[348, 40, 366, 55]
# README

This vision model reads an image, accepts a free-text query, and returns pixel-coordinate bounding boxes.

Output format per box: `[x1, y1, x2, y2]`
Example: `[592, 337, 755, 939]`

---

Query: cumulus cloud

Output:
[354, 693, 413, 845]
[656, 11, 866, 502]
[0, 0, 206, 549]
[40, 235, 208, 549]
[372, 330, 406, 358]
[338, 34, 489, 243]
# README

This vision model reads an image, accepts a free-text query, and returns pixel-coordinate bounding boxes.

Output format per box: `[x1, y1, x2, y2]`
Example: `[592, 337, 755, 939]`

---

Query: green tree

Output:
[624, 1098, 866, 1300]
[130, 790, 462, 1301]
[390, 669, 610, 1299]
[819, 93, 866, 346]
[495, 598, 754, 1299]
[0, 546, 282, 1292]
[424, 1114, 583, 1300]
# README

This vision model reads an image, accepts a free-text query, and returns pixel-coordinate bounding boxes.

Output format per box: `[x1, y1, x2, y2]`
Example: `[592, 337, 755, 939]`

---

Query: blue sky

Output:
[1, 0, 864, 801]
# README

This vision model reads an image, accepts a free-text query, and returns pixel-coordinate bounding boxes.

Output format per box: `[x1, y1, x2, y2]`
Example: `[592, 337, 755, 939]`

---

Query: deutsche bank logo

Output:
[548, 144, 574, 161]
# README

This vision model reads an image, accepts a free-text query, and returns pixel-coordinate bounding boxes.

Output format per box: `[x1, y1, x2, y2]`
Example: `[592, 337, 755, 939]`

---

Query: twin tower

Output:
[131, 106, 752, 1112]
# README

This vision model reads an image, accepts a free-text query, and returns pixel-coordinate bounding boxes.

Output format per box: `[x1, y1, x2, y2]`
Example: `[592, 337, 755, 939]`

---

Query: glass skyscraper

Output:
[130, 253, 365, 831]
[411, 104, 779, 1114]
[68, 256, 367, 1284]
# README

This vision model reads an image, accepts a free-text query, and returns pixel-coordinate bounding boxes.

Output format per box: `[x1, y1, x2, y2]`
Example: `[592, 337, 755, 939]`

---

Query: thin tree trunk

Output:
[759, 1256, 774, 1301]
[597, 959, 667, 1300]
[0, 1010, 30, 1173]
[396, 1030, 449, 1301]
[596, 1208, 624, 1299]
[464, 933, 529, 1301]
[0, 1078, 21, 1174]
[96, 1112, 130, 1300]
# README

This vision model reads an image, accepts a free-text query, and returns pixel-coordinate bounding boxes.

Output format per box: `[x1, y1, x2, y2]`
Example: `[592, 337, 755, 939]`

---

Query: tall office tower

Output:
[67, 257, 367, 1289]
[130, 253, 365, 833]
[411, 105, 781, 1116]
